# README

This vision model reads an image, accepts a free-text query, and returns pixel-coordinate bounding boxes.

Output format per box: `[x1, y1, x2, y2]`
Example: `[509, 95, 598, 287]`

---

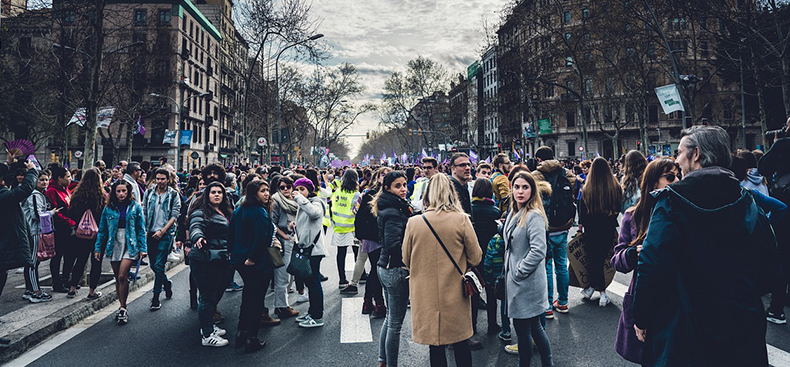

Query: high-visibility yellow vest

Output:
[410, 179, 428, 202]
[319, 189, 331, 227]
[331, 189, 356, 233]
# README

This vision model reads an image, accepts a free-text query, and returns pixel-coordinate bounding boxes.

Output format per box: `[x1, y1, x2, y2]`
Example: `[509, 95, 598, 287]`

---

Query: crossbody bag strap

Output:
[421, 215, 463, 276]
[33, 194, 40, 221]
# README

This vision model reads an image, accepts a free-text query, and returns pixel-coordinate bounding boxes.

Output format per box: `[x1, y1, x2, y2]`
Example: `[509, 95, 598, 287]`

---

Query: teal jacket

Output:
[94, 201, 148, 258]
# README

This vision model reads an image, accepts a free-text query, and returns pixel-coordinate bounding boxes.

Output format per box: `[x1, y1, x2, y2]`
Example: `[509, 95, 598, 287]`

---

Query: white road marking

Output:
[340, 297, 372, 343]
[6, 264, 188, 367]
[345, 250, 356, 272]
[607, 276, 790, 367]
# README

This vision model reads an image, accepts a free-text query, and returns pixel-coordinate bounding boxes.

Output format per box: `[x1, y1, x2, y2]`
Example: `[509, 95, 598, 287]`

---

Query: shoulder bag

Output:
[286, 230, 319, 278]
[33, 195, 56, 262]
[494, 234, 512, 300]
[421, 215, 483, 298]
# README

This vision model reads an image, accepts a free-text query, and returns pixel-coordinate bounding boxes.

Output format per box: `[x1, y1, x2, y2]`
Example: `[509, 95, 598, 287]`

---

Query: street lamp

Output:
[275, 33, 324, 167]
[53, 41, 143, 168]
[150, 91, 209, 172]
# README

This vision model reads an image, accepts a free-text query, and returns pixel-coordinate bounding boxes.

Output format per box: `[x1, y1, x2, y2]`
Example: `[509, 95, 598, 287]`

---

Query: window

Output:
[701, 68, 711, 81]
[700, 40, 710, 57]
[156, 60, 169, 78]
[584, 78, 593, 94]
[605, 77, 616, 94]
[649, 105, 659, 123]
[182, 14, 187, 29]
[582, 8, 589, 18]
[64, 10, 75, 25]
[158, 10, 171, 26]
[567, 140, 577, 156]
[566, 110, 576, 127]
[563, 11, 571, 24]
[134, 9, 146, 26]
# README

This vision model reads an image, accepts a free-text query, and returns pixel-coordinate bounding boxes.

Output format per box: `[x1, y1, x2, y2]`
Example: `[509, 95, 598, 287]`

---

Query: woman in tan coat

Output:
[402, 174, 482, 367]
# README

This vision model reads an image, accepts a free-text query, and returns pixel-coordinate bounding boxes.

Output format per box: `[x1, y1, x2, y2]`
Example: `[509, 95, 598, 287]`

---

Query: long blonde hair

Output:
[423, 173, 463, 213]
[508, 171, 548, 228]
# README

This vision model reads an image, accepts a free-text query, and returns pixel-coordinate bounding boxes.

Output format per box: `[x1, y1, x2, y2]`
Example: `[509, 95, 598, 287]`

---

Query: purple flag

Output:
[485, 155, 491, 164]
[134, 115, 146, 135]
[469, 150, 479, 163]
[421, 148, 428, 159]
[381, 153, 387, 162]
[514, 149, 521, 160]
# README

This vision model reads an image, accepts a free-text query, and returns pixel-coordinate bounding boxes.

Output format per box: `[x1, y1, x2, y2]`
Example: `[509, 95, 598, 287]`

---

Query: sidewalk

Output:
[0, 255, 184, 363]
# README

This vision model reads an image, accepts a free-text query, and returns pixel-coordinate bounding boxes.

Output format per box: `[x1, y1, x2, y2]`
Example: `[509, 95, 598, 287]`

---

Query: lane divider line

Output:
[340, 297, 372, 343]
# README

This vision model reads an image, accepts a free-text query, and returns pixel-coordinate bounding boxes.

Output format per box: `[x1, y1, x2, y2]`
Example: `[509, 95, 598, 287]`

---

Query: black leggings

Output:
[336, 245, 359, 283]
[429, 341, 471, 367]
[63, 237, 95, 288]
[514, 317, 553, 367]
[50, 228, 72, 285]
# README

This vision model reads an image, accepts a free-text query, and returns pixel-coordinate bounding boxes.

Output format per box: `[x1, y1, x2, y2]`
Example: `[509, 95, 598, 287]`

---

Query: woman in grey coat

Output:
[503, 171, 553, 367]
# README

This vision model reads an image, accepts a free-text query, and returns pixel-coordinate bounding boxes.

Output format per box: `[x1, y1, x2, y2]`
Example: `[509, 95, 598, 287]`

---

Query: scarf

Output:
[272, 191, 298, 215]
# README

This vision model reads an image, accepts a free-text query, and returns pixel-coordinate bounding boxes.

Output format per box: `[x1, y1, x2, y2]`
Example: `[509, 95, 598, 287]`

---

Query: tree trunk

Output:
[126, 121, 134, 161]
[752, 47, 769, 147]
[82, 0, 106, 167]
[781, 53, 790, 118]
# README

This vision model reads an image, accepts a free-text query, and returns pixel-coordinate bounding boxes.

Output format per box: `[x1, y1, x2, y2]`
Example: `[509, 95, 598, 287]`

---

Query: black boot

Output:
[245, 337, 266, 353]
[189, 289, 198, 310]
[235, 330, 249, 349]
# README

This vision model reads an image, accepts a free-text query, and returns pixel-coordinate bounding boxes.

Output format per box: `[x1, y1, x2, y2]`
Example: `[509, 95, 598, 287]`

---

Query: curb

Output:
[0, 258, 184, 364]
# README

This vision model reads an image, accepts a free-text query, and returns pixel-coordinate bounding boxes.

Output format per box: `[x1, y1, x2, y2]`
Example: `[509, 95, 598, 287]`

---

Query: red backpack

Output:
[75, 210, 98, 240]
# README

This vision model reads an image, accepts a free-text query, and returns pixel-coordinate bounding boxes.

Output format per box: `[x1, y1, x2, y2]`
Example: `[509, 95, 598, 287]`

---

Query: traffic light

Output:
[636, 141, 642, 150]
[418, 129, 422, 136]
[366, 131, 370, 139]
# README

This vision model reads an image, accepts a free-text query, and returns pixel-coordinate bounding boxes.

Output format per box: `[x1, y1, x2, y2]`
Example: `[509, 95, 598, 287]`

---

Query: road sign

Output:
[74, 150, 83, 159]
[578, 146, 584, 152]
[190, 151, 199, 159]
[257, 137, 267, 147]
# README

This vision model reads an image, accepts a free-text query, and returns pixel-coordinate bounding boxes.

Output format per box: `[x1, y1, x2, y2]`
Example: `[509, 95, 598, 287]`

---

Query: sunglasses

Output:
[661, 173, 678, 182]
[454, 163, 472, 168]
[279, 185, 292, 190]
[423, 166, 434, 170]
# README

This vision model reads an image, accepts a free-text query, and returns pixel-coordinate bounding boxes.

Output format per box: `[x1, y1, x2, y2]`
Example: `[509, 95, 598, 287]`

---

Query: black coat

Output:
[188, 208, 230, 262]
[376, 191, 412, 269]
[0, 168, 38, 270]
[471, 198, 501, 253]
[355, 187, 379, 242]
[450, 176, 472, 215]
[633, 167, 779, 367]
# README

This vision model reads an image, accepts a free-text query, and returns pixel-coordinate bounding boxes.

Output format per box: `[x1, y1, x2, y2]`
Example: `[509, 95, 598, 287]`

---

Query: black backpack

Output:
[543, 169, 576, 227]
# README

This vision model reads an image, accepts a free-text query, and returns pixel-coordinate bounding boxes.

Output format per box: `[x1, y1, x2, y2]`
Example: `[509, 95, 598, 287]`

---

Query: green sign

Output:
[467, 61, 479, 80]
[538, 118, 552, 134]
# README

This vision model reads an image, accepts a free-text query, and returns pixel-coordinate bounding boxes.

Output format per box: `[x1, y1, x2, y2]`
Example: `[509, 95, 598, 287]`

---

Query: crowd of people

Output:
[1, 122, 789, 366]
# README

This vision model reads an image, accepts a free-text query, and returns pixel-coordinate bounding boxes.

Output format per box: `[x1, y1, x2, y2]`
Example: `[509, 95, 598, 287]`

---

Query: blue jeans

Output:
[514, 316, 554, 367]
[191, 259, 234, 337]
[545, 232, 569, 307]
[304, 256, 324, 319]
[378, 266, 410, 367]
[148, 233, 173, 295]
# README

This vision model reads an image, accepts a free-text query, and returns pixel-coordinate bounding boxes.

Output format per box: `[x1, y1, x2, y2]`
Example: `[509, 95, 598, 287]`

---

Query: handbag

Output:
[421, 215, 482, 298]
[287, 231, 319, 277]
[267, 247, 285, 268]
[206, 248, 229, 262]
[32, 196, 56, 261]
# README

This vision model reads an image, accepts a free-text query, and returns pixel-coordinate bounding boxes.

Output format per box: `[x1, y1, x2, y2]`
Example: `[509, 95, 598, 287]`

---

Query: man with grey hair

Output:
[122, 161, 142, 202]
[632, 125, 780, 366]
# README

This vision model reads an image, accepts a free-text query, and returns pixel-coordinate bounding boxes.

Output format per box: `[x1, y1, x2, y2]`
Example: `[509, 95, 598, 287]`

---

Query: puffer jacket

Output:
[22, 189, 52, 237]
[0, 168, 37, 269]
[376, 190, 413, 269]
[294, 193, 327, 257]
[188, 208, 230, 262]
[532, 159, 577, 232]
[354, 187, 379, 242]
[94, 201, 147, 258]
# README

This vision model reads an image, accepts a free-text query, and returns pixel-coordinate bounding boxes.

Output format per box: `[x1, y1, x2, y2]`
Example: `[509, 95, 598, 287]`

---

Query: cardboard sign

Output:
[567, 232, 616, 289]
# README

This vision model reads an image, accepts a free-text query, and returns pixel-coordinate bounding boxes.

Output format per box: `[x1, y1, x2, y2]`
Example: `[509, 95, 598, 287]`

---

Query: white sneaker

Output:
[581, 287, 594, 300]
[213, 325, 226, 336]
[201, 333, 229, 347]
[296, 291, 309, 303]
[599, 292, 610, 307]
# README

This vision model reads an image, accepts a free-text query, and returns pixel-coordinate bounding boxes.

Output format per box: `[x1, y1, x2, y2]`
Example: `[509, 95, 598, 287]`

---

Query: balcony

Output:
[220, 128, 233, 137]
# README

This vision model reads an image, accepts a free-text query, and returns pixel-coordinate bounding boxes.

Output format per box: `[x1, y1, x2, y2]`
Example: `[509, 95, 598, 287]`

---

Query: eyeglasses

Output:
[454, 163, 472, 168]
[661, 173, 678, 182]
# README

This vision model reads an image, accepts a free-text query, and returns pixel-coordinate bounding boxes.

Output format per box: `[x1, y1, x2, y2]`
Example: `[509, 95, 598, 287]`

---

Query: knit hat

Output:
[293, 177, 315, 193]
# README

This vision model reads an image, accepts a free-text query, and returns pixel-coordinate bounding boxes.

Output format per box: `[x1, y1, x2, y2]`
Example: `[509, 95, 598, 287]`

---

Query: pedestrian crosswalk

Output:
[340, 298, 372, 343]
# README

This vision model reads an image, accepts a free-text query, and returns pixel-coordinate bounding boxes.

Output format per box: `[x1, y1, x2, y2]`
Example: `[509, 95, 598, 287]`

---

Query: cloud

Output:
[306, 0, 503, 157]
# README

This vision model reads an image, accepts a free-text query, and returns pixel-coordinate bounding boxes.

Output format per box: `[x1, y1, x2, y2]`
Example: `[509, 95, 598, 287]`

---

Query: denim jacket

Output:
[141, 186, 181, 236]
[94, 201, 148, 257]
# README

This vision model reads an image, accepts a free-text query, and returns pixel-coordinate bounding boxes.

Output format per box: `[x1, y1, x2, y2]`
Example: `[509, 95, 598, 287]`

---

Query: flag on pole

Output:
[392, 149, 396, 160]
[421, 148, 428, 159]
[163, 129, 177, 144]
[469, 150, 479, 163]
[485, 155, 491, 164]
[514, 149, 521, 161]
[96, 107, 115, 129]
[596, 150, 601, 158]
[401, 152, 407, 162]
[364, 153, 370, 162]
[134, 115, 146, 135]
[381, 153, 386, 162]
[67, 108, 87, 127]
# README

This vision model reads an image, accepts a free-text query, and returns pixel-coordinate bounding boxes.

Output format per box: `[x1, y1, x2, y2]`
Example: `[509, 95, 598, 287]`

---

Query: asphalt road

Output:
[9, 236, 790, 367]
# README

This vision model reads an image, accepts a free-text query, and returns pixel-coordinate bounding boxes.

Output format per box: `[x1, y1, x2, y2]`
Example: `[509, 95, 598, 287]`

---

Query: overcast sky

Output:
[309, 0, 505, 157]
